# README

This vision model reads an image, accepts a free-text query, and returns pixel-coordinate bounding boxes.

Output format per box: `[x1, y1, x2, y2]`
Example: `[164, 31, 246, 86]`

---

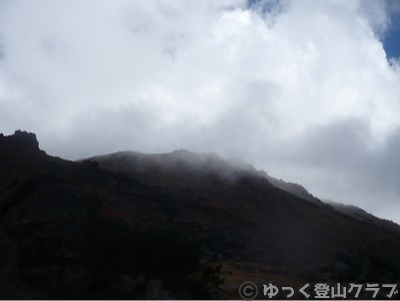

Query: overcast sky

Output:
[1, 0, 400, 223]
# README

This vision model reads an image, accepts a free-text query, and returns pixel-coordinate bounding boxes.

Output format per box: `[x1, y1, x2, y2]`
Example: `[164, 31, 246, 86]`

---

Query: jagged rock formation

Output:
[0, 130, 41, 152]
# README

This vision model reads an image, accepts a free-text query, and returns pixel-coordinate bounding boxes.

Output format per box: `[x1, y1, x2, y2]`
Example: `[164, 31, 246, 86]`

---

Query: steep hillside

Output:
[93, 149, 400, 233]
[1, 132, 400, 299]
[91, 150, 400, 298]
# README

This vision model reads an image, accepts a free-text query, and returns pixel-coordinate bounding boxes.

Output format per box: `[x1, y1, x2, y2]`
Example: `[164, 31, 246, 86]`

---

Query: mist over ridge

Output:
[1, 0, 400, 223]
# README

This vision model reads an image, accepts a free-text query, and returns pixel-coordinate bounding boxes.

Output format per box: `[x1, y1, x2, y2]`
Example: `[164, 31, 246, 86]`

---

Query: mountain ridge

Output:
[1, 130, 400, 299]
[88, 148, 400, 231]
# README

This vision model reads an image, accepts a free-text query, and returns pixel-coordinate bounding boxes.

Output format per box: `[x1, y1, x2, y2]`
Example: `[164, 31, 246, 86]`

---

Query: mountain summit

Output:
[0, 130, 41, 151]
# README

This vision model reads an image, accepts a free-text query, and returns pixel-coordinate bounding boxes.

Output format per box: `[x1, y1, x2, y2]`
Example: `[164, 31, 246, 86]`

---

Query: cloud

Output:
[1, 0, 400, 223]
[275, 118, 400, 223]
[359, 0, 389, 37]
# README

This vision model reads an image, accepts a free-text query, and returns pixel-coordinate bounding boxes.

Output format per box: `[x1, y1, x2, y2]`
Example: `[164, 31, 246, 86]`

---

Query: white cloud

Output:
[359, 0, 389, 37]
[1, 0, 400, 223]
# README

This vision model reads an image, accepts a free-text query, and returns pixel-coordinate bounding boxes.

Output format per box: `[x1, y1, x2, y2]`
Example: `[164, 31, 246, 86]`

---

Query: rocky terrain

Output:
[1, 130, 400, 299]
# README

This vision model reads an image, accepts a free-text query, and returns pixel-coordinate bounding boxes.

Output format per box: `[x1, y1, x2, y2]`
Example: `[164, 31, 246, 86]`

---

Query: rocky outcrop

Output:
[0, 130, 41, 152]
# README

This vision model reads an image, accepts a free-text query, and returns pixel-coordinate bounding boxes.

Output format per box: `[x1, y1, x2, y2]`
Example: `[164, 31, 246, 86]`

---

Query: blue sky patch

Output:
[383, 14, 400, 59]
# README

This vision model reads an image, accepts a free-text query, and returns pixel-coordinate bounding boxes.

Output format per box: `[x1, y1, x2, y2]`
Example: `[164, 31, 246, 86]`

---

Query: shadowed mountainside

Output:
[91, 150, 400, 298]
[1, 131, 400, 299]
[93, 149, 400, 234]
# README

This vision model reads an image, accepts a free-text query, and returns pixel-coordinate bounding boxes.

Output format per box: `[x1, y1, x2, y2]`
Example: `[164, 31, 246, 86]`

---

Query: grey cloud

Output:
[359, 0, 389, 38]
[291, 118, 371, 170]
[43, 103, 163, 159]
[270, 118, 400, 221]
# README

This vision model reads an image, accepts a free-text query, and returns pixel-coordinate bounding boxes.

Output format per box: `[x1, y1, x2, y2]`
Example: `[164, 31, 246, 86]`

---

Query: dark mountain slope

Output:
[0, 133, 222, 299]
[227, 157, 400, 236]
[1, 132, 400, 299]
[93, 149, 400, 234]
[90, 150, 400, 297]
